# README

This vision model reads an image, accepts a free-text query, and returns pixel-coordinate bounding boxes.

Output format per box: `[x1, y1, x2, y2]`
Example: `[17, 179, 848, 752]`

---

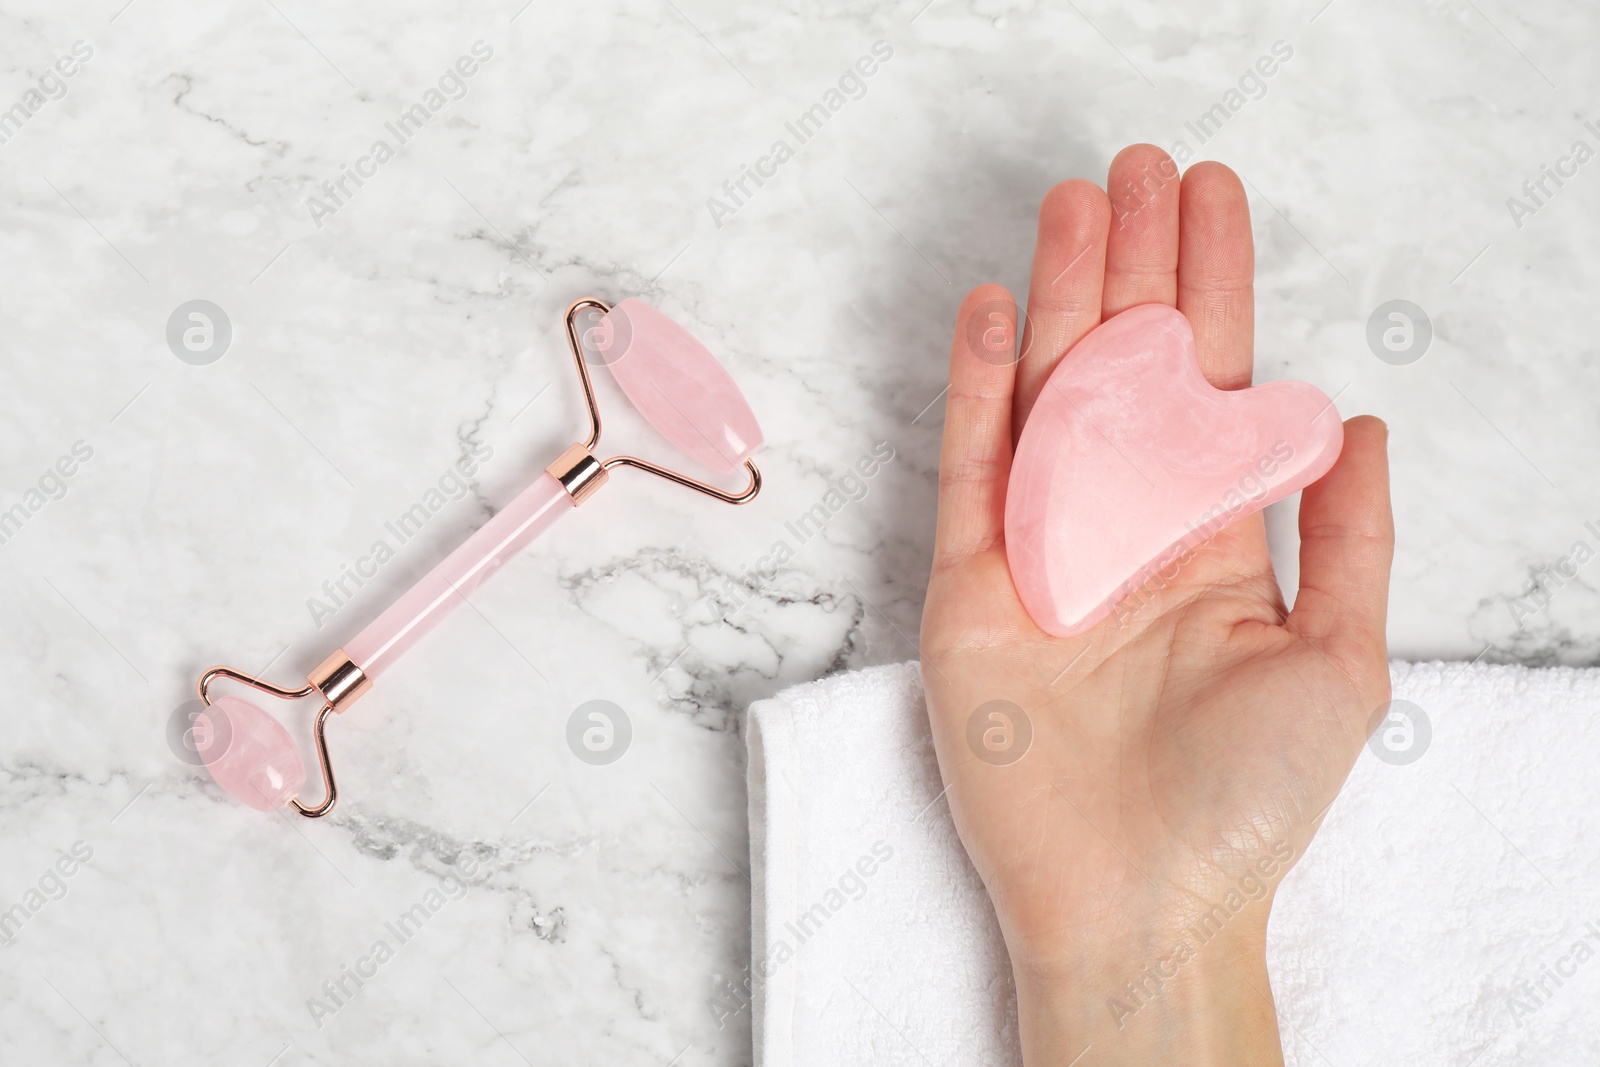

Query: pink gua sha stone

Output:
[195, 695, 307, 812]
[1005, 303, 1344, 637]
[596, 298, 764, 475]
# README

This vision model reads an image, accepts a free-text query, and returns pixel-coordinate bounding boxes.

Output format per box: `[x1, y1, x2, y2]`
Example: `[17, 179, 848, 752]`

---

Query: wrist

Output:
[1010, 916, 1282, 1066]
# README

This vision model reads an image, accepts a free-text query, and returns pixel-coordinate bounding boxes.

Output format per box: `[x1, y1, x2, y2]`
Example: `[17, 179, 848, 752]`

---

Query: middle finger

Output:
[1101, 144, 1181, 317]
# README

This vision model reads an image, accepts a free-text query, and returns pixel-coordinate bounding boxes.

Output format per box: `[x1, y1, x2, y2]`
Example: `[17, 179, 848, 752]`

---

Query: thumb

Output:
[1287, 415, 1395, 705]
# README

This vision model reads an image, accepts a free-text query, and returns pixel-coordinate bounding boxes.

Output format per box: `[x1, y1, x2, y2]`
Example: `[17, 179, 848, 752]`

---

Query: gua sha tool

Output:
[194, 298, 763, 816]
[1005, 303, 1343, 637]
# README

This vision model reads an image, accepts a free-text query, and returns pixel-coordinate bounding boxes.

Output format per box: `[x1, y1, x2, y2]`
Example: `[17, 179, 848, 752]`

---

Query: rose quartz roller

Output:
[193, 298, 763, 816]
[1005, 303, 1343, 637]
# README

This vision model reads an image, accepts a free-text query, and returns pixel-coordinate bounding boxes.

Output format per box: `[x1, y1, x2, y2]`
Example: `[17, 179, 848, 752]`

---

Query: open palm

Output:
[919, 146, 1394, 1060]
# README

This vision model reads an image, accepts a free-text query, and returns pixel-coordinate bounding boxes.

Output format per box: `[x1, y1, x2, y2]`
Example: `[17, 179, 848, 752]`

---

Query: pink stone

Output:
[1005, 303, 1344, 637]
[197, 695, 306, 812]
[596, 299, 764, 475]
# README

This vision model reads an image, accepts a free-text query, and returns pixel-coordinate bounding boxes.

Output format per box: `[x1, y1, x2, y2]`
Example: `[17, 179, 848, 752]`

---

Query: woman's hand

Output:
[919, 145, 1394, 1065]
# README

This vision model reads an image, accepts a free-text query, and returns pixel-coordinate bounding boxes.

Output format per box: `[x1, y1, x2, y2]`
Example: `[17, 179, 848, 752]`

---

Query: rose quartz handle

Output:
[345, 473, 573, 678]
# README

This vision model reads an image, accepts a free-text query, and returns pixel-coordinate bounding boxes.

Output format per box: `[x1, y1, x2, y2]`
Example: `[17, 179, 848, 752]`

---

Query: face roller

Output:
[193, 298, 764, 817]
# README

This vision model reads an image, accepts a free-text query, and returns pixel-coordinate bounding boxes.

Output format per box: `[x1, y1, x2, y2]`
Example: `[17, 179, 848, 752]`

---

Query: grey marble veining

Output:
[2, 0, 1597, 1063]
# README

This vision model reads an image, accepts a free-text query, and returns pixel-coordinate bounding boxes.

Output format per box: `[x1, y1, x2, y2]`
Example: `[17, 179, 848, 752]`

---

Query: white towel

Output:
[746, 660, 1600, 1067]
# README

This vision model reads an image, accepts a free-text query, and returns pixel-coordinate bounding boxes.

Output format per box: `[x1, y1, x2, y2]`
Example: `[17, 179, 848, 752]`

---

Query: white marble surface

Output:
[1, 0, 1597, 1064]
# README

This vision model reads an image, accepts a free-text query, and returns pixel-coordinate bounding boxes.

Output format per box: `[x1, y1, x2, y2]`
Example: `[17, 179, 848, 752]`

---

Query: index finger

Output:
[1176, 162, 1255, 390]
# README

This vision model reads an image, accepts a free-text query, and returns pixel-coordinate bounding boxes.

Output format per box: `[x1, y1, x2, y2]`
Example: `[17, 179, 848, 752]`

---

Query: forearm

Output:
[1012, 920, 1283, 1066]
